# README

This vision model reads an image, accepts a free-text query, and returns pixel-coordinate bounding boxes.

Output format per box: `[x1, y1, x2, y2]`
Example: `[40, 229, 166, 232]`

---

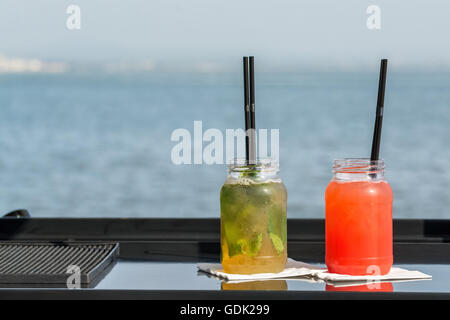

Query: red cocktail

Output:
[325, 159, 393, 275]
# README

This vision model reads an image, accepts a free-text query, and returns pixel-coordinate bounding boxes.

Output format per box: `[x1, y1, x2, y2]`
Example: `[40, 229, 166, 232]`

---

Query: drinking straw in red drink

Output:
[325, 59, 393, 276]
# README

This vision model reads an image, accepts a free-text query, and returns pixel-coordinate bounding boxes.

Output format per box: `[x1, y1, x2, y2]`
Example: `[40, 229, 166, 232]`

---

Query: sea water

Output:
[0, 71, 449, 218]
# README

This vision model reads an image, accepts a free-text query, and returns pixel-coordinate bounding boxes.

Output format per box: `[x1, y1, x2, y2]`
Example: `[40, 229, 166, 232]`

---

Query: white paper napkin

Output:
[197, 258, 432, 282]
[198, 259, 325, 281]
[315, 267, 431, 282]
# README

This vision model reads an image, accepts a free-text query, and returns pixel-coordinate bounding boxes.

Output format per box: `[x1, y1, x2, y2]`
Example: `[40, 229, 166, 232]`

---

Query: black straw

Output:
[248, 56, 256, 164]
[243, 57, 250, 163]
[370, 59, 388, 161]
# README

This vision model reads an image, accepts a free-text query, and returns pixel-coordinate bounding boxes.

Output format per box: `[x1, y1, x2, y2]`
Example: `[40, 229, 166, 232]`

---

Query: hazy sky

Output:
[1, 0, 450, 70]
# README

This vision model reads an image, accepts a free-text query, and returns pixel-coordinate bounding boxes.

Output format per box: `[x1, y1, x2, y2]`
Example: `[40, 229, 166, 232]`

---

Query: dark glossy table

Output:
[98, 261, 447, 292]
[0, 218, 449, 299]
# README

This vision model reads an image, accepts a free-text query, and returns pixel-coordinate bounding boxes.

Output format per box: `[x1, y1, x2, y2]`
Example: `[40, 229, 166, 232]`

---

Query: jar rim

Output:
[228, 158, 279, 173]
[333, 158, 385, 173]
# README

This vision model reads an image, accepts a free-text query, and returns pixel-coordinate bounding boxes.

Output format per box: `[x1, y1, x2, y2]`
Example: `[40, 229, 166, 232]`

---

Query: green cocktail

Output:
[220, 160, 287, 274]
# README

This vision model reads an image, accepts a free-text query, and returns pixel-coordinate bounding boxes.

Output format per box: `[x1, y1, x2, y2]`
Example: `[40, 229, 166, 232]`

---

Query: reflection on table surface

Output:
[0, 261, 445, 293]
[326, 282, 393, 292]
[221, 280, 288, 291]
[95, 261, 443, 293]
[220, 278, 395, 292]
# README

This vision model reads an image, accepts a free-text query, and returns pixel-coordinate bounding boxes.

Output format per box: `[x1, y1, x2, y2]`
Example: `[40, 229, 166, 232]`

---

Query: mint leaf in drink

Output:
[269, 233, 284, 255]
[220, 184, 244, 221]
[228, 240, 246, 257]
[241, 170, 258, 178]
[248, 233, 263, 256]
[240, 164, 259, 178]
[227, 233, 262, 257]
[268, 205, 287, 243]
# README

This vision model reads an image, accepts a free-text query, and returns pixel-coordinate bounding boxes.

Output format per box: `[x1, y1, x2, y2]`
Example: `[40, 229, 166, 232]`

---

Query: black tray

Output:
[0, 242, 119, 288]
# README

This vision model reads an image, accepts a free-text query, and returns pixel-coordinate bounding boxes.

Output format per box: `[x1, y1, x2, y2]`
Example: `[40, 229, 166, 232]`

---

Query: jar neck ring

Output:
[227, 158, 279, 181]
[333, 158, 385, 181]
[228, 158, 279, 174]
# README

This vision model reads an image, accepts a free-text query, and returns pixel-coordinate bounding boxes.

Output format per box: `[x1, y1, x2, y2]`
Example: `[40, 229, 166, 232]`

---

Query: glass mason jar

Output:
[325, 159, 393, 275]
[220, 159, 287, 274]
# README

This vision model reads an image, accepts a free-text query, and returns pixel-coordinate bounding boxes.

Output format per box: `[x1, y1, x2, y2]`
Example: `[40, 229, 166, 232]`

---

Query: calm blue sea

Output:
[0, 71, 449, 218]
